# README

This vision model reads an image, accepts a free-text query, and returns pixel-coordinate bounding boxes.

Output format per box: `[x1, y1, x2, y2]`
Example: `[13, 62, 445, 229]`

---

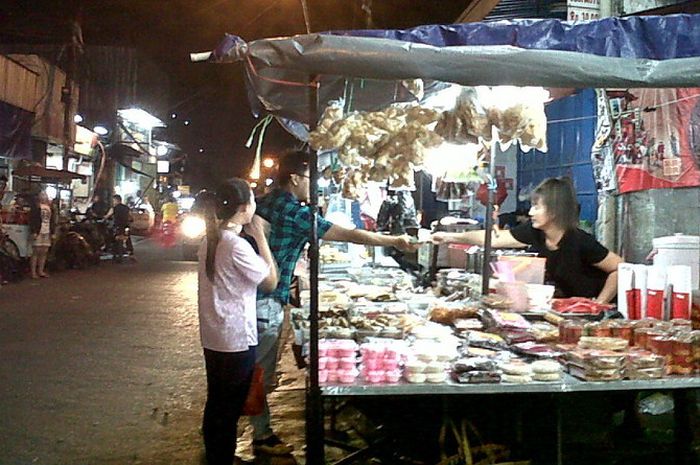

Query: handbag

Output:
[241, 364, 265, 416]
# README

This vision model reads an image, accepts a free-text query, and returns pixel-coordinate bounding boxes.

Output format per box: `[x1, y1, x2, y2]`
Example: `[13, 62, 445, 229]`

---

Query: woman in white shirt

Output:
[197, 178, 278, 465]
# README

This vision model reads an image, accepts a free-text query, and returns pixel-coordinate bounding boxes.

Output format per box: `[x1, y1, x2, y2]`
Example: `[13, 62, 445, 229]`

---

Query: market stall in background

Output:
[200, 13, 700, 465]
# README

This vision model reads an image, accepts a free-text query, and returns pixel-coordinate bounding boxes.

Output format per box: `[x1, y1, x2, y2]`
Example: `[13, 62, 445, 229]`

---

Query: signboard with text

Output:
[568, 0, 600, 22]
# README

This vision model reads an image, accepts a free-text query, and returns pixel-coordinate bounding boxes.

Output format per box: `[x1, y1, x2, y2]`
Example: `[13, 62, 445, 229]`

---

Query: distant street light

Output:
[263, 158, 275, 168]
[94, 125, 109, 135]
[171, 113, 177, 119]
[184, 120, 191, 126]
[73, 114, 83, 124]
[198, 148, 205, 153]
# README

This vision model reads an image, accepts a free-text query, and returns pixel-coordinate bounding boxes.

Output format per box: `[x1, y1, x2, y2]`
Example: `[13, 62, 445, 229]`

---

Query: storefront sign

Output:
[567, 0, 600, 21]
[74, 125, 96, 156]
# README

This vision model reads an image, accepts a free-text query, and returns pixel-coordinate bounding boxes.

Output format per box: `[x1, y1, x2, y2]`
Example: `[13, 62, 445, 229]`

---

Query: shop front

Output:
[201, 13, 700, 465]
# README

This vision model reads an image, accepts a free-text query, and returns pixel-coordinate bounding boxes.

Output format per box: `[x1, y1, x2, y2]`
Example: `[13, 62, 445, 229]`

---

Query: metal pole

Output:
[481, 129, 498, 296]
[305, 75, 324, 464]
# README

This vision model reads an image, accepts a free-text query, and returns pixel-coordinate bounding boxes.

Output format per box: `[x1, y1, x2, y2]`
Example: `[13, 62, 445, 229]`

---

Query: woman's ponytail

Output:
[200, 192, 220, 282]
[201, 178, 252, 283]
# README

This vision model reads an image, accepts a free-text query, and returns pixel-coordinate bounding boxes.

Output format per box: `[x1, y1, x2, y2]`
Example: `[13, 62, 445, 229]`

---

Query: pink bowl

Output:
[325, 357, 339, 371]
[363, 358, 382, 370]
[385, 370, 402, 383]
[327, 371, 339, 383]
[384, 348, 401, 360]
[365, 370, 385, 384]
[318, 348, 329, 358]
[318, 370, 329, 384]
[382, 359, 399, 371]
[338, 370, 358, 384]
[339, 357, 357, 370]
[318, 357, 328, 370]
[336, 348, 356, 358]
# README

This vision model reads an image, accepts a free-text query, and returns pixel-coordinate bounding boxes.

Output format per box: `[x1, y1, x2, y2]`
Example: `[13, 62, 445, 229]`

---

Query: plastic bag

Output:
[639, 392, 675, 416]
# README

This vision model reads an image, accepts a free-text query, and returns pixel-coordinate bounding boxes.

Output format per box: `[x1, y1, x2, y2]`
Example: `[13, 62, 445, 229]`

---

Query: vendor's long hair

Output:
[203, 178, 252, 282]
[531, 177, 580, 231]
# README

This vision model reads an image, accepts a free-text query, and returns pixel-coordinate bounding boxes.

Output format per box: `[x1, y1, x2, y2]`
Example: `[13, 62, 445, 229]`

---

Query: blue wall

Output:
[517, 88, 598, 224]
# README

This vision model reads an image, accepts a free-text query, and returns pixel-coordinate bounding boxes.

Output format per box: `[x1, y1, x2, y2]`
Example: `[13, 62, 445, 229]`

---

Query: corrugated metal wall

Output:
[517, 88, 598, 224]
[0, 55, 39, 112]
[485, 0, 567, 21]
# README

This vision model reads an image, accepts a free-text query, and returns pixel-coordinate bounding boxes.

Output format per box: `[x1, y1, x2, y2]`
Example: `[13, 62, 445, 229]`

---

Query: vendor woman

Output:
[431, 177, 622, 303]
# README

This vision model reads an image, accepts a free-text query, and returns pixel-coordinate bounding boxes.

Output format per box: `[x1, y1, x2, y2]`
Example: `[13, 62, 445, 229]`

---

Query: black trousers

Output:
[203, 347, 256, 465]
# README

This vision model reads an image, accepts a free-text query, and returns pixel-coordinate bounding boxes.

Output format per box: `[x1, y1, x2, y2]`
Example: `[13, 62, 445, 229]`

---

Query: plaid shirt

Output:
[255, 189, 333, 304]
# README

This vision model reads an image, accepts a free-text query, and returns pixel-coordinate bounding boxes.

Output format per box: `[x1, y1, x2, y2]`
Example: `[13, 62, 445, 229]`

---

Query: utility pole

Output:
[61, 7, 83, 170]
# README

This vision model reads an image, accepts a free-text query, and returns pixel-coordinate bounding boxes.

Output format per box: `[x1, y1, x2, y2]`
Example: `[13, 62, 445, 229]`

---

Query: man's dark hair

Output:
[277, 150, 310, 186]
[113, 194, 122, 202]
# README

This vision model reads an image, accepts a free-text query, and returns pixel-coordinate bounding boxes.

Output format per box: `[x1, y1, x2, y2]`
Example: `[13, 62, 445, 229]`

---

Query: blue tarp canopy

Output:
[194, 14, 700, 125]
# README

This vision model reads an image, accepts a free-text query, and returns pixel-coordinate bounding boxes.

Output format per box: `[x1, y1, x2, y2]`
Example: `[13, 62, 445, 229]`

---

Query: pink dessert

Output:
[327, 371, 339, 383]
[365, 370, 385, 384]
[382, 359, 400, 371]
[339, 357, 357, 370]
[318, 370, 329, 384]
[325, 357, 339, 371]
[338, 368, 359, 384]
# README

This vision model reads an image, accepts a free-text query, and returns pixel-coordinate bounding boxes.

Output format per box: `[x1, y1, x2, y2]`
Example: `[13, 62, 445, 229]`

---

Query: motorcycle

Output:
[160, 219, 178, 248]
[112, 226, 131, 263]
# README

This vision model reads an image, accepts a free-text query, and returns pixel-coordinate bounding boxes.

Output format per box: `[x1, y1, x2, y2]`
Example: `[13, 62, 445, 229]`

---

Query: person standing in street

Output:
[250, 150, 416, 456]
[197, 178, 278, 465]
[107, 195, 134, 257]
[29, 191, 53, 279]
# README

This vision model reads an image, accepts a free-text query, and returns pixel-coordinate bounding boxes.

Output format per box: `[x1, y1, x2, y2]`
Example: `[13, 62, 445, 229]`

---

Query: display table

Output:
[321, 374, 700, 396]
[321, 375, 698, 465]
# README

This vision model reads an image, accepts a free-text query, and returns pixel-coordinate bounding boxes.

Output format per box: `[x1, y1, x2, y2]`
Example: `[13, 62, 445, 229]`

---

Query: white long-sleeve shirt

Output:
[197, 230, 270, 352]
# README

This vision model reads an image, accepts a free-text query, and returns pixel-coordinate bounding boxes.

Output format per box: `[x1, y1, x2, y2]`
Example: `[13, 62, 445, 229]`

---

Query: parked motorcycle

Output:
[112, 226, 131, 263]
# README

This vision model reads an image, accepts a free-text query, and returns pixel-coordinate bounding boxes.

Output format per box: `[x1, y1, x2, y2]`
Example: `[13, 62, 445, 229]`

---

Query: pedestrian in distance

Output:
[29, 191, 53, 279]
[197, 178, 278, 465]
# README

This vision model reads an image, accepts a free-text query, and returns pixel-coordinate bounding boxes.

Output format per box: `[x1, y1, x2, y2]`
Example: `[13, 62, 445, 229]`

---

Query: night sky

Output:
[0, 0, 470, 187]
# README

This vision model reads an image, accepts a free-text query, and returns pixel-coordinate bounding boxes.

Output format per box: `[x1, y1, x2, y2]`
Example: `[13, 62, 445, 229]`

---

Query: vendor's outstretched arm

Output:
[323, 225, 415, 252]
[431, 229, 527, 249]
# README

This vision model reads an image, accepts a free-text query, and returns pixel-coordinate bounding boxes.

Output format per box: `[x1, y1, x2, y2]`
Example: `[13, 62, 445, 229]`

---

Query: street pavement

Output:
[0, 239, 306, 465]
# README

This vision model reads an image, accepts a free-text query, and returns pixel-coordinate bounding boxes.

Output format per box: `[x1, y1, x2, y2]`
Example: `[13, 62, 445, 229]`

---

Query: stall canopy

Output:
[13, 165, 86, 184]
[195, 14, 700, 125]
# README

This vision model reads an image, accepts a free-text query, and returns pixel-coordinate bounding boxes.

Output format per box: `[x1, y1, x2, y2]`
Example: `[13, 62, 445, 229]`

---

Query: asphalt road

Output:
[0, 239, 305, 465]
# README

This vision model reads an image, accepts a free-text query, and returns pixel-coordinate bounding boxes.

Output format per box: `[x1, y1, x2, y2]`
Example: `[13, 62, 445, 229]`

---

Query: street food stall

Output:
[200, 13, 700, 464]
[1, 164, 85, 258]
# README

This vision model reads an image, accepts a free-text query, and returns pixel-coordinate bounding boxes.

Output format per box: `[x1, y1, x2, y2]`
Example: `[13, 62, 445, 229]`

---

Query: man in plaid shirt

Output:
[250, 150, 414, 456]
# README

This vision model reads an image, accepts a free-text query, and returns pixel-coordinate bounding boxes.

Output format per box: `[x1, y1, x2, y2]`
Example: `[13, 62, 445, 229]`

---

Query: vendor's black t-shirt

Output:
[510, 221, 609, 298]
[113, 204, 131, 229]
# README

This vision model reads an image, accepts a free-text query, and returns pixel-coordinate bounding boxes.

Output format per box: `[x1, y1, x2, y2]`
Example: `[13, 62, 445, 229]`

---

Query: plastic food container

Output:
[363, 358, 382, 370]
[318, 357, 328, 370]
[327, 371, 339, 383]
[385, 370, 402, 383]
[427, 372, 447, 383]
[404, 360, 426, 373]
[339, 357, 357, 370]
[404, 372, 427, 383]
[325, 357, 340, 371]
[318, 370, 329, 384]
[382, 358, 400, 371]
[365, 370, 385, 384]
[338, 368, 359, 384]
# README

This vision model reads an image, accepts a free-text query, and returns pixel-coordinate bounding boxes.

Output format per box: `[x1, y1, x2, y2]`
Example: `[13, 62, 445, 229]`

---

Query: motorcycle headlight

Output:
[181, 215, 206, 239]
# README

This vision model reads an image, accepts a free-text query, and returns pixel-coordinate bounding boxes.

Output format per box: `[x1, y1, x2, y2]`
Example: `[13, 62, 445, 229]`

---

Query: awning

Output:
[194, 14, 700, 125]
[13, 165, 86, 183]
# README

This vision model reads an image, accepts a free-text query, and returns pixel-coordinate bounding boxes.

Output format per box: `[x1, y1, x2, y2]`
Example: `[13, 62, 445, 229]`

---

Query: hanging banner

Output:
[602, 88, 700, 194]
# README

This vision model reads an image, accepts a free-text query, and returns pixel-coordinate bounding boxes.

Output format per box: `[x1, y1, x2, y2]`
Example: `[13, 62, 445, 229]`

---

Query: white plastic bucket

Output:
[652, 234, 700, 290]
